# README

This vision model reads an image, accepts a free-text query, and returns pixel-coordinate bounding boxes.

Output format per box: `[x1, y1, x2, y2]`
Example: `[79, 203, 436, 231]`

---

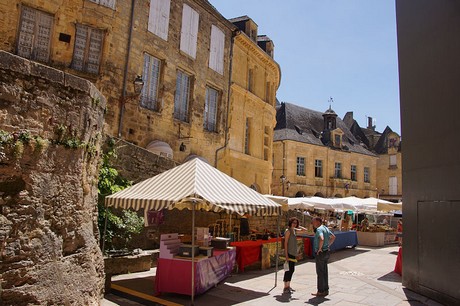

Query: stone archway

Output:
[314, 192, 324, 197]
[250, 183, 260, 192]
[295, 191, 306, 197]
[334, 194, 343, 198]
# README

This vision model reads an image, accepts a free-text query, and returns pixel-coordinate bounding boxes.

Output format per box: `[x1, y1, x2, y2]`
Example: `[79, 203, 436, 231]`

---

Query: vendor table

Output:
[155, 248, 236, 296]
[394, 247, 402, 275]
[299, 231, 358, 257]
[230, 238, 280, 272]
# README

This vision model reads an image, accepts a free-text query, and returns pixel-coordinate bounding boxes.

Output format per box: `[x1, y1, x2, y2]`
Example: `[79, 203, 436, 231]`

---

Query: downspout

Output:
[117, 0, 136, 137]
[215, 29, 240, 167]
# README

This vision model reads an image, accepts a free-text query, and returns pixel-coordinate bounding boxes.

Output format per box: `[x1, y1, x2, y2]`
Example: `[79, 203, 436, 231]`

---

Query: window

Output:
[351, 165, 357, 181]
[204, 87, 218, 132]
[296, 157, 305, 176]
[180, 4, 199, 58]
[209, 25, 224, 74]
[389, 176, 397, 195]
[335, 134, 341, 147]
[72, 24, 104, 74]
[17, 6, 53, 63]
[148, 0, 170, 40]
[244, 118, 250, 155]
[248, 68, 254, 93]
[174, 70, 191, 122]
[89, 0, 116, 9]
[315, 160, 323, 178]
[389, 155, 397, 166]
[140, 53, 161, 111]
[334, 162, 342, 178]
[364, 167, 370, 183]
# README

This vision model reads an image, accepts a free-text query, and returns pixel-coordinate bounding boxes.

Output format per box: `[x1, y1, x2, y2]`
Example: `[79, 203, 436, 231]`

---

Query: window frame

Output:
[173, 69, 191, 122]
[296, 157, 306, 176]
[315, 159, 323, 178]
[244, 118, 251, 155]
[364, 167, 370, 183]
[180, 4, 199, 58]
[209, 25, 225, 74]
[148, 0, 170, 41]
[88, 0, 116, 9]
[334, 162, 342, 178]
[203, 86, 219, 132]
[351, 165, 357, 181]
[140, 53, 162, 111]
[389, 154, 397, 166]
[71, 24, 104, 74]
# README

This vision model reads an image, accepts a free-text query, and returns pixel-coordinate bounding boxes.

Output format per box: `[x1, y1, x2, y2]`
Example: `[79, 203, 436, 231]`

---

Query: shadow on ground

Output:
[377, 271, 402, 283]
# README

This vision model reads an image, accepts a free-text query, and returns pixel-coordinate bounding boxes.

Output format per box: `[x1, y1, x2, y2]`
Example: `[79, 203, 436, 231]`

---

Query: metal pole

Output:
[191, 200, 196, 305]
[275, 213, 280, 287]
[102, 202, 109, 254]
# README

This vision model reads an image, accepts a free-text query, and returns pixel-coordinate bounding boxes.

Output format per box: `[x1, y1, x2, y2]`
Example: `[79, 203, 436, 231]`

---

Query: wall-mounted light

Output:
[280, 175, 286, 184]
[179, 142, 186, 152]
[286, 181, 291, 190]
[133, 75, 144, 95]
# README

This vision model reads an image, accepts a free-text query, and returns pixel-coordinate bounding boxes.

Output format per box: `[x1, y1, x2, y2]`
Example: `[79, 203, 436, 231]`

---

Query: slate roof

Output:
[274, 102, 376, 157]
[373, 126, 402, 154]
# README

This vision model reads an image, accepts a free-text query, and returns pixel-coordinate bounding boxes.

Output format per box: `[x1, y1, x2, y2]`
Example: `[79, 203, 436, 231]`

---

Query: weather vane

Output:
[328, 97, 334, 109]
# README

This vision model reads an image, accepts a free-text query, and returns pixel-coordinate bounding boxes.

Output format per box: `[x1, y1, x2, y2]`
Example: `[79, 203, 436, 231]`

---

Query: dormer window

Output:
[335, 134, 342, 147]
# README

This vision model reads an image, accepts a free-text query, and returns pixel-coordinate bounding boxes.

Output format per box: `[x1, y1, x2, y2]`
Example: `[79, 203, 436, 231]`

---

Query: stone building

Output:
[0, 0, 236, 165]
[216, 16, 281, 194]
[272, 102, 378, 198]
[344, 112, 402, 202]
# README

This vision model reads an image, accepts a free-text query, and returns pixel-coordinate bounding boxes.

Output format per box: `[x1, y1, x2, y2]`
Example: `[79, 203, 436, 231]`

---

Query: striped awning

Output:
[105, 158, 281, 216]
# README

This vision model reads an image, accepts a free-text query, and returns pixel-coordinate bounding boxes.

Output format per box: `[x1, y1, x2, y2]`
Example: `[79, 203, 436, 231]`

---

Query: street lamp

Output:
[133, 75, 144, 95]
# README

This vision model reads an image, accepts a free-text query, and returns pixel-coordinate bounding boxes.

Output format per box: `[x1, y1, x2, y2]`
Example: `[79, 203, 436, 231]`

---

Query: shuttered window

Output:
[209, 25, 224, 74]
[204, 87, 218, 132]
[148, 0, 170, 40]
[245, 118, 251, 155]
[389, 155, 397, 166]
[17, 6, 53, 63]
[180, 4, 199, 58]
[88, 0, 116, 9]
[174, 70, 191, 122]
[351, 165, 357, 181]
[140, 53, 161, 111]
[389, 176, 397, 195]
[364, 167, 370, 183]
[297, 157, 305, 176]
[72, 24, 104, 74]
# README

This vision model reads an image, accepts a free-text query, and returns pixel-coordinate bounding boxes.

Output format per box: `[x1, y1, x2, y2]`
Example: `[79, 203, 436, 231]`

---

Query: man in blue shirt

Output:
[312, 217, 336, 296]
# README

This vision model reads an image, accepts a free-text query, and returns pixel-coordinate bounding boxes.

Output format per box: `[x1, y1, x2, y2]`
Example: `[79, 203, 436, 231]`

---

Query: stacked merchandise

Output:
[196, 227, 211, 247]
[159, 233, 181, 259]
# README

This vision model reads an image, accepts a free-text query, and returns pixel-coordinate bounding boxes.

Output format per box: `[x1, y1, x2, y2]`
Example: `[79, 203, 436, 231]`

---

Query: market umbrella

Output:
[105, 158, 281, 304]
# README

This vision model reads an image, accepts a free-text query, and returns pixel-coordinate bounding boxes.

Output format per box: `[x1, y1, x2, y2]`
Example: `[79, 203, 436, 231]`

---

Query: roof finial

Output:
[328, 97, 334, 110]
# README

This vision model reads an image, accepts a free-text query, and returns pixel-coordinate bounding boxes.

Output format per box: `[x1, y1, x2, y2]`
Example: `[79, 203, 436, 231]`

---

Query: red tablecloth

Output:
[394, 247, 402, 275]
[230, 238, 280, 272]
[155, 248, 236, 296]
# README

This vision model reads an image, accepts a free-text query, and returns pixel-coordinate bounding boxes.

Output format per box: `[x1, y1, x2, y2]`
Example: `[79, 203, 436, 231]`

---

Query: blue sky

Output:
[209, 0, 401, 134]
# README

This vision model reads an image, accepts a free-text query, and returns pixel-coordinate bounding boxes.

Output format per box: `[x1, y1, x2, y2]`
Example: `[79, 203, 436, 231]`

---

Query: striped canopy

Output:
[105, 158, 281, 216]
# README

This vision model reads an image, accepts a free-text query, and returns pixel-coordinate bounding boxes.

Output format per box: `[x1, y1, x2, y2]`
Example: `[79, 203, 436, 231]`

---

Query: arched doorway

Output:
[334, 194, 343, 198]
[249, 183, 260, 192]
[295, 191, 306, 198]
[314, 192, 324, 197]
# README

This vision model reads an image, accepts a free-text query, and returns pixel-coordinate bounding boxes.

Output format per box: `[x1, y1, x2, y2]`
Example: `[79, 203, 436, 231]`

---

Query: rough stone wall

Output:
[0, 51, 105, 306]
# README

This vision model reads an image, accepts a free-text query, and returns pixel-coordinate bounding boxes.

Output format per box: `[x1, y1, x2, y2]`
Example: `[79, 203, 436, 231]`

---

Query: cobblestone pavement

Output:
[102, 245, 444, 306]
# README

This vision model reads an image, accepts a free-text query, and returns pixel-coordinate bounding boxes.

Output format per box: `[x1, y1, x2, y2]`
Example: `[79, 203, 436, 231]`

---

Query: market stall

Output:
[356, 212, 397, 246]
[105, 158, 281, 304]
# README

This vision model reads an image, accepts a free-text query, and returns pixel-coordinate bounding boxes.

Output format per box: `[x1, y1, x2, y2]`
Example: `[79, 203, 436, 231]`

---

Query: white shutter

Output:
[180, 4, 198, 58]
[209, 25, 224, 74]
[389, 177, 397, 195]
[389, 155, 397, 166]
[148, 0, 170, 40]
[18, 7, 53, 62]
[101, 0, 116, 9]
[35, 11, 53, 62]
[17, 7, 36, 59]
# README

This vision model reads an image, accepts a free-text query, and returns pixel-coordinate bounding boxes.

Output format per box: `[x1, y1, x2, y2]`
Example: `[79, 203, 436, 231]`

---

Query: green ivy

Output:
[97, 138, 143, 252]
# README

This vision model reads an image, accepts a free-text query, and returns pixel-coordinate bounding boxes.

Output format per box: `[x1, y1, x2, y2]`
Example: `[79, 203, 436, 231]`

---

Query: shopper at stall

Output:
[312, 217, 336, 297]
[283, 217, 306, 294]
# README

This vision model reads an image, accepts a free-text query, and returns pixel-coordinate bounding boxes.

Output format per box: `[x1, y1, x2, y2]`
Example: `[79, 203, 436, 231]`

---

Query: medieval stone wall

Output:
[0, 51, 105, 306]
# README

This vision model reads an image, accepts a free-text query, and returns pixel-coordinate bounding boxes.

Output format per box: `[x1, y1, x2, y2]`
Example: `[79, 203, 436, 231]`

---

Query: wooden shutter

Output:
[389, 177, 397, 195]
[100, 0, 116, 9]
[148, 0, 170, 40]
[86, 27, 103, 73]
[72, 24, 87, 71]
[72, 24, 103, 74]
[180, 4, 199, 58]
[17, 6, 53, 62]
[209, 25, 224, 74]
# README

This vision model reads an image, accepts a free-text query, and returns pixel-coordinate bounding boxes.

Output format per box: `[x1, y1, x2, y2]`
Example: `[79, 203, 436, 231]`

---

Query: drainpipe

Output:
[215, 29, 240, 167]
[117, 0, 136, 138]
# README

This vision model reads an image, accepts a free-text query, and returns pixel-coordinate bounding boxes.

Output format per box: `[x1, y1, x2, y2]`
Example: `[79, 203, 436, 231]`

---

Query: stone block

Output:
[64, 72, 91, 93]
[30, 61, 64, 85]
[0, 51, 31, 75]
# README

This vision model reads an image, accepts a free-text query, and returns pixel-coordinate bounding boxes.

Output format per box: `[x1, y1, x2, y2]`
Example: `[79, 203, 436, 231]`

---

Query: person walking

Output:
[283, 217, 306, 293]
[312, 217, 335, 297]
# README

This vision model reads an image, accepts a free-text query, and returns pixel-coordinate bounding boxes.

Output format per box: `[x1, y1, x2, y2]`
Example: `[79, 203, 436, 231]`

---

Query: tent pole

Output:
[191, 200, 196, 305]
[275, 212, 280, 287]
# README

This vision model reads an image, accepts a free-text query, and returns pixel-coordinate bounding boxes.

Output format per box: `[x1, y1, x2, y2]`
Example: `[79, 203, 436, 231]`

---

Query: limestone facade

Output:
[217, 16, 281, 194]
[272, 103, 378, 198]
[0, 51, 105, 305]
[0, 0, 235, 166]
[375, 131, 402, 201]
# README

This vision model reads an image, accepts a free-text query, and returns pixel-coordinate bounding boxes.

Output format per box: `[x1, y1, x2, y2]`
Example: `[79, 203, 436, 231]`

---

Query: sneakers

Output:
[283, 287, 291, 294]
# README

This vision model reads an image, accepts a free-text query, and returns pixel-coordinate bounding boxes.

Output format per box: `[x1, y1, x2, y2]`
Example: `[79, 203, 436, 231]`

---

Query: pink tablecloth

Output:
[155, 248, 236, 296]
